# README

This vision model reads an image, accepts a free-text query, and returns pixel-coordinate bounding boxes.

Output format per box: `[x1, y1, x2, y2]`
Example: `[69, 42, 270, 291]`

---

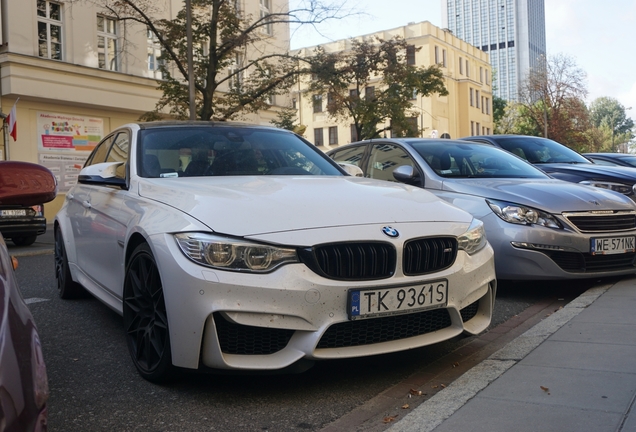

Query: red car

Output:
[0, 161, 56, 431]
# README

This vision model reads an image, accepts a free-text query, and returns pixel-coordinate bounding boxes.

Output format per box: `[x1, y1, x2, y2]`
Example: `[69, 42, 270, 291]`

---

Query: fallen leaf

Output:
[452, 362, 460, 368]
[540, 386, 549, 392]
[441, 384, 446, 388]
[432, 385, 439, 389]
[401, 404, 410, 409]
[409, 389, 422, 396]
[383, 415, 398, 424]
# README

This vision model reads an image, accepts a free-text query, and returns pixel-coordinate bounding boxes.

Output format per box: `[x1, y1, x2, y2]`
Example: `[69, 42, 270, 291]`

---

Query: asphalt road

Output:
[14, 253, 597, 431]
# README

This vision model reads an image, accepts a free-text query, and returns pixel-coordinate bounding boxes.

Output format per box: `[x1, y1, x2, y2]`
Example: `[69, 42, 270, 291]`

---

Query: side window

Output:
[85, 135, 114, 167]
[329, 145, 367, 172]
[106, 132, 129, 179]
[368, 144, 416, 183]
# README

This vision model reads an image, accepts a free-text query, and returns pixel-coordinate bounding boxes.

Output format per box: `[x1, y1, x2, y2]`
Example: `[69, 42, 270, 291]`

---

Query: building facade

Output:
[442, 0, 546, 101]
[295, 21, 493, 150]
[0, 0, 290, 217]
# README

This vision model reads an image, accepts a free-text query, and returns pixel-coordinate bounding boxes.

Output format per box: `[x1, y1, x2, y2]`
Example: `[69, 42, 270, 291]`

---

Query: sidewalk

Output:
[389, 275, 636, 432]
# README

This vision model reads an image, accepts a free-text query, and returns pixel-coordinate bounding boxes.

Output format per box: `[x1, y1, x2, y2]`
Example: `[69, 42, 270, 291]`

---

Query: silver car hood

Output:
[138, 176, 472, 236]
[441, 178, 636, 212]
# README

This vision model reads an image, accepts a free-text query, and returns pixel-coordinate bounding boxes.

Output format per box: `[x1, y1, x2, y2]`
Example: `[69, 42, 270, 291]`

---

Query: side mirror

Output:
[393, 165, 421, 186]
[338, 162, 364, 177]
[0, 161, 57, 205]
[78, 162, 127, 188]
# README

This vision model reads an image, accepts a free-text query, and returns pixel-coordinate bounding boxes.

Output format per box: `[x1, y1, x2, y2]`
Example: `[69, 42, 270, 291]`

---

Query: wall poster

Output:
[36, 111, 105, 193]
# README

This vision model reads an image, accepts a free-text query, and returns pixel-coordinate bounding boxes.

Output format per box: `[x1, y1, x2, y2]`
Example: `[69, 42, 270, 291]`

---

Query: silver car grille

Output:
[562, 211, 636, 233]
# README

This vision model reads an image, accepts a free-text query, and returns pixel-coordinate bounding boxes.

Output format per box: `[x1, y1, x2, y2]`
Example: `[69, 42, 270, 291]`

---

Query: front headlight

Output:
[487, 199, 561, 229]
[175, 233, 299, 273]
[458, 219, 488, 255]
[579, 180, 634, 195]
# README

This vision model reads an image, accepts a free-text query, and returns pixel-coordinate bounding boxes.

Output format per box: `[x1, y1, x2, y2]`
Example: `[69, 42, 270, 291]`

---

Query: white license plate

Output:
[348, 280, 448, 320]
[1, 209, 26, 217]
[591, 236, 636, 255]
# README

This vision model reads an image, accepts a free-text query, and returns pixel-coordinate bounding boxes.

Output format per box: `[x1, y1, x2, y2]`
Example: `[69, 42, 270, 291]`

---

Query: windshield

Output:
[138, 126, 343, 178]
[493, 136, 591, 164]
[410, 141, 549, 179]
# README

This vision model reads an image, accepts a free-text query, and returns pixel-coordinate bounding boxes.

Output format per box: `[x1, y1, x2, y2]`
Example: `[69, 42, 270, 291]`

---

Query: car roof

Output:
[134, 121, 287, 132]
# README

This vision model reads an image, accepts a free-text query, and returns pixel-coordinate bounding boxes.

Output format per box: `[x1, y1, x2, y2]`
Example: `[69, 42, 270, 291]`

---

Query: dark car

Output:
[460, 135, 636, 201]
[0, 203, 47, 246]
[0, 161, 56, 431]
[583, 153, 636, 168]
[0, 162, 50, 246]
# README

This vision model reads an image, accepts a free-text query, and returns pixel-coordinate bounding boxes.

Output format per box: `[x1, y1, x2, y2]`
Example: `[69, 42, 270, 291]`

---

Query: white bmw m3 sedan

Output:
[54, 121, 496, 382]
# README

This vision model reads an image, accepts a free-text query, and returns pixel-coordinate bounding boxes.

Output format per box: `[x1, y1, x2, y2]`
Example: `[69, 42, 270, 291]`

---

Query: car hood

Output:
[138, 176, 472, 236]
[538, 162, 636, 181]
[440, 178, 636, 212]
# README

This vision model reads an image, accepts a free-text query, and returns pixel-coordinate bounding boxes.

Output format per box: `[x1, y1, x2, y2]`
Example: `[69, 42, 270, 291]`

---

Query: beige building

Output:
[0, 0, 290, 218]
[294, 21, 493, 150]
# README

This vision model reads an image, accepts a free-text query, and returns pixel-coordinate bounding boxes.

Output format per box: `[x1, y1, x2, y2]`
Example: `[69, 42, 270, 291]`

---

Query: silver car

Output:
[328, 139, 636, 280]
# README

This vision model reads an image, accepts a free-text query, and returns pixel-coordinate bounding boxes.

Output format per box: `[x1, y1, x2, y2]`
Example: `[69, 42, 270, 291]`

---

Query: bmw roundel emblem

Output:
[382, 226, 399, 238]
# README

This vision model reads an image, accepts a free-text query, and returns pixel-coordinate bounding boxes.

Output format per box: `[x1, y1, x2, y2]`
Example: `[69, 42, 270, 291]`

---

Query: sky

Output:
[289, 0, 636, 118]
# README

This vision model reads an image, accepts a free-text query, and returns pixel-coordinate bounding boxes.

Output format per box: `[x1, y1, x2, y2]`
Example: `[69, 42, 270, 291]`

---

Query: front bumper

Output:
[483, 213, 636, 280]
[151, 232, 496, 371]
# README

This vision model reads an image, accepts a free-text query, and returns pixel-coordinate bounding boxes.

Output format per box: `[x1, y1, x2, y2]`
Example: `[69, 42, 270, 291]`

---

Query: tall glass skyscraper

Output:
[442, 0, 546, 101]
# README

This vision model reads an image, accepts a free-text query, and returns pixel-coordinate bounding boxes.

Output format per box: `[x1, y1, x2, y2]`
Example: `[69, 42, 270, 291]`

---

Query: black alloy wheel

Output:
[54, 228, 84, 299]
[123, 243, 174, 383]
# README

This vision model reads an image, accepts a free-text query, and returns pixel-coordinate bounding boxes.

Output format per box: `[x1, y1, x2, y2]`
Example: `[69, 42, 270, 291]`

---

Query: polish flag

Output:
[6, 101, 17, 141]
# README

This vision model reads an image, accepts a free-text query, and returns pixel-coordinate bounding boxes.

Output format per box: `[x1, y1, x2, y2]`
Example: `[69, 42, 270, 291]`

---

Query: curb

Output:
[387, 282, 615, 432]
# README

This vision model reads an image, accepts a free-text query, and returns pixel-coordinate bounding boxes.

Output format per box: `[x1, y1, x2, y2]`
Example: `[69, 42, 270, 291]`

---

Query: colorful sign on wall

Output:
[37, 111, 105, 193]
[37, 111, 103, 152]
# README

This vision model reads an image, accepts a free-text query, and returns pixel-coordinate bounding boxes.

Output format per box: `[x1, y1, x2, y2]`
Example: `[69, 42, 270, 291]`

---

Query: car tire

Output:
[123, 243, 174, 383]
[12, 235, 37, 246]
[54, 228, 85, 299]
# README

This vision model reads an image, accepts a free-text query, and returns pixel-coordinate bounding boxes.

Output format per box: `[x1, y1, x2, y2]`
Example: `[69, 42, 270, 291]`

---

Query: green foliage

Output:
[271, 106, 300, 131]
[93, 0, 345, 121]
[305, 37, 448, 141]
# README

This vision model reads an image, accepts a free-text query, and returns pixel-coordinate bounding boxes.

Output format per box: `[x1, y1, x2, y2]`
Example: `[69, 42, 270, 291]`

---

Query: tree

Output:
[271, 105, 306, 135]
[517, 54, 589, 148]
[589, 97, 634, 152]
[77, 0, 349, 121]
[305, 37, 448, 141]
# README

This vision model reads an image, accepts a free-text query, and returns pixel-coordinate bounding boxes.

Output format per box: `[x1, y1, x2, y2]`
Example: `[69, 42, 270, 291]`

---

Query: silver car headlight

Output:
[457, 219, 487, 255]
[487, 199, 561, 229]
[174, 233, 298, 273]
[579, 180, 633, 195]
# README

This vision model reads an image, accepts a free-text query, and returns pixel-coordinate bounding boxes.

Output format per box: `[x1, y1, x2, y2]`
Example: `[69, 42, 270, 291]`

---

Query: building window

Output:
[481, 96, 485, 113]
[466, 60, 470, 77]
[260, 0, 272, 35]
[479, 67, 483, 83]
[470, 121, 474, 136]
[459, 57, 463, 75]
[365, 86, 375, 100]
[476, 122, 480, 135]
[350, 124, 358, 142]
[485, 97, 490, 115]
[313, 95, 323, 113]
[228, 54, 243, 90]
[434, 46, 439, 64]
[442, 49, 447, 67]
[147, 27, 164, 79]
[97, 15, 119, 71]
[314, 128, 324, 146]
[329, 126, 338, 145]
[406, 45, 416, 65]
[470, 88, 474, 107]
[476, 90, 480, 109]
[37, 0, 63, 60]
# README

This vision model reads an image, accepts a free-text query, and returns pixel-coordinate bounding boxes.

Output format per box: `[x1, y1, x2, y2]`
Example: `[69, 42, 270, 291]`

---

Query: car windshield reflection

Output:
[410, 142, 548, 179]
[491, 136, 591, 164]
[138, 126, 343, 178]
